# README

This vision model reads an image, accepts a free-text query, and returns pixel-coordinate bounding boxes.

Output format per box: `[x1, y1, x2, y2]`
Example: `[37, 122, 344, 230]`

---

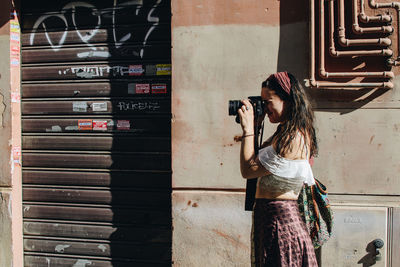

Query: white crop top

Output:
[258, 145, 315, 186]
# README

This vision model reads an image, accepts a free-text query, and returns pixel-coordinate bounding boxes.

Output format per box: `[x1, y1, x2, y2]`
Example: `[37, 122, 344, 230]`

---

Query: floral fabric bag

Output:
[297, 178, 333, 249]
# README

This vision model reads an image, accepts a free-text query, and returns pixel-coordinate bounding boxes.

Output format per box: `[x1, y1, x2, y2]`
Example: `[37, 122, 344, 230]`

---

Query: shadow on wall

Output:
[277, 0, 391, 114]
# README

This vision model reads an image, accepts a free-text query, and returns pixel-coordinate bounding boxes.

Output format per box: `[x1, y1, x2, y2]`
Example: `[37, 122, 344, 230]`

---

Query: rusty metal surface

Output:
[22, 44, 170, 63]
[23, 205, 171, 224]
[22, 63, 171, 81]
[22, 81, 171, 98]
[21, 25, 171, 46]
[22, 117, 170, 134]
[21, 0, 171, 264]
[24, 238, 171, 259]
[24, 256, 170, 267]
[22, 136, 170, 151]
[22, 153, 170, 169]
[22, 170, 171, 188]
[23, 221, 171, 242]
[23, 187, 171, 207]
[22, 98, 170, 114]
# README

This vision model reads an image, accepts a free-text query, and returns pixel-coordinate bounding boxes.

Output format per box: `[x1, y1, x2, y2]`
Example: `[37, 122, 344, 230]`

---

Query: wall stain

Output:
[212, 229, 247, 249]
[0, 93, 5, 127]
[369, 135, 375, 144]
[233, 135, 242, 142]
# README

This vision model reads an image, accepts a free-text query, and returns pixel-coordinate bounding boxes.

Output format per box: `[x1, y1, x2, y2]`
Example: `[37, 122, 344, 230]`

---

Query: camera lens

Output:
[228, 100, 242, 116]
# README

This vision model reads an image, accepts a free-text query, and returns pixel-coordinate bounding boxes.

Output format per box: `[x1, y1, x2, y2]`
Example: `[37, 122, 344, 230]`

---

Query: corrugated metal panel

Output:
[21, 0, 171, 265]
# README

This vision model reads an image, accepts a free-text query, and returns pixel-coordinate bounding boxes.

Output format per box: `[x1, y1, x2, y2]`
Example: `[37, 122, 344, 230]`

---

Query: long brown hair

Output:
[262, 72, 318, 157]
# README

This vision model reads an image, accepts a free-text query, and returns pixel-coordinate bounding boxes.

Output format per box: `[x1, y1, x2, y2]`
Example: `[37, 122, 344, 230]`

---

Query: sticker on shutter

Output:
[156, 64, 171, 75]
[92, 102, 108, 112]
[117, 120, 130, 130]
[93, 120, 108, 131]
[151, 84, 167, 94]
[73, 101, 87, 112]
[129, 65, 144, 76]
[78, 119, 93, 130]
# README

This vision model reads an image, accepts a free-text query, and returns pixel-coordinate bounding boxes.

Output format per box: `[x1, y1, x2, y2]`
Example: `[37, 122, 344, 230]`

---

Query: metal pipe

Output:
[369, 0, 400, 65]
[309, 0, 394, 89]
[329, 0, 393, 57]
[310, 0, 317, 87]
[313, 81, 394, 89]
[354, 0, 393, 34]
[359, 0, 392, 23]
[339, 0, 391, 46]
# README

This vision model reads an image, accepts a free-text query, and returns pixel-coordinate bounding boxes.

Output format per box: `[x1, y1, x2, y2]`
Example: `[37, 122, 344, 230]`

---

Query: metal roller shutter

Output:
[21, 0, 171, 266]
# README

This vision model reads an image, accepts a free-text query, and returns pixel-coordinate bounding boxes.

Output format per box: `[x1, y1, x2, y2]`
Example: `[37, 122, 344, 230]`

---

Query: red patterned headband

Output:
[268, 71, 291, 95]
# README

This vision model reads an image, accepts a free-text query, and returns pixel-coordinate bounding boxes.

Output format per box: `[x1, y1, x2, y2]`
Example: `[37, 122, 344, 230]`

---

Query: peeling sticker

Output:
[10, 32, 20, 42]
[10, 21, 20, 33]
[10, 57, 20, 67]
[77, 51, 111, 58]
[145, 65, 157, 76]
[46, 125, 62, 132]
[98, 244, 107, 252]
[11, 45, 20, 55]
[117, 120, 130, 130]
[78, 120, 92, 130]
[12, 146, 21, 162]
[156, 64, 171, 75]
[151, 84, 167, 94]
[128, 83, 136, 94]
[65, 126, 79, 131]
[10, 11, 18, 19]
[93, 120, 107, 131]
[76, 69, 97, 78]
[73, 101, 87, 112]
[11, 92, 20, 103]
[135, 83, 150, 94]
[92, 102, 107, 112]
[72, 259, 92, 267]
[55, 244, 70, 253]
[128, 65, 144, 76]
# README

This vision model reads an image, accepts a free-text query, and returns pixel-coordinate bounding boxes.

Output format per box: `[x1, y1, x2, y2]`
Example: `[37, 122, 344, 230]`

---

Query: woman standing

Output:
[238, 72, 318, 266]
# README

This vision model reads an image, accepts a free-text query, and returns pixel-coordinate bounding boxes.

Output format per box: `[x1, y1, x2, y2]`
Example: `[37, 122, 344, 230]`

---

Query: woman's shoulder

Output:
[274, 131, 309, 160]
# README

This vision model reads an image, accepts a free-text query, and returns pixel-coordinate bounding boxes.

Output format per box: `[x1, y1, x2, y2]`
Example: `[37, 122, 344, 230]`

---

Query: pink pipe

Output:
[309, 0, 394, 89]
[369, 0, 400, 66]
[330, 0, 393, 57]
[339, 0, 391, 46]
[369, 0, 400, 9]
[354, 0, 393, 34]
[359, 0, 392, 23]
[313, 81, 394, 89]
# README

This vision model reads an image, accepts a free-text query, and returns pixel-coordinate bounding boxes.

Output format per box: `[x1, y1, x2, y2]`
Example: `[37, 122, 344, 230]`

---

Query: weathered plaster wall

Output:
[171, 1, 310, 266]
[172, 0, 400, 266]
[0, 192, 12, 267]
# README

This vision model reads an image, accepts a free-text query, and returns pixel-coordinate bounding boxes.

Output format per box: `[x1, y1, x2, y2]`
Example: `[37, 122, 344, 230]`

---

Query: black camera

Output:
[228, 96, 265, 123]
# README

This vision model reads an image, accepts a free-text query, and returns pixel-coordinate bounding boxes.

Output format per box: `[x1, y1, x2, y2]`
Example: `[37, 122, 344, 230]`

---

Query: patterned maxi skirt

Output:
[251, 199, 318, 267]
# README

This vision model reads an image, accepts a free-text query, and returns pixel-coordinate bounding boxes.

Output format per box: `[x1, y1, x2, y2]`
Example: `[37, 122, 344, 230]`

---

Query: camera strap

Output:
[244, 120, 264, 211]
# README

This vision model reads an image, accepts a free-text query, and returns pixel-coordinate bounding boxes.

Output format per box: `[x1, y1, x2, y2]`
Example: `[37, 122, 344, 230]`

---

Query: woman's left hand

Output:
[237, 99, 254, 134]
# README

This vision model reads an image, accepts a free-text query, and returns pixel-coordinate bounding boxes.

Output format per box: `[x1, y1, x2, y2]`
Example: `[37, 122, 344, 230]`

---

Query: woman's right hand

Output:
[237, 99, 254, 135]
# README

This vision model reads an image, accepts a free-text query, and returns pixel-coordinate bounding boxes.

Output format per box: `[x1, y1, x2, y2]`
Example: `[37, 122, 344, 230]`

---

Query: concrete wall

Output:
[171, 0, 400, 266]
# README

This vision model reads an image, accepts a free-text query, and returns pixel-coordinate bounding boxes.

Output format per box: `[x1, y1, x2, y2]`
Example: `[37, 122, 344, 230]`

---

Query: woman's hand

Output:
[237, 99, 254, 135]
